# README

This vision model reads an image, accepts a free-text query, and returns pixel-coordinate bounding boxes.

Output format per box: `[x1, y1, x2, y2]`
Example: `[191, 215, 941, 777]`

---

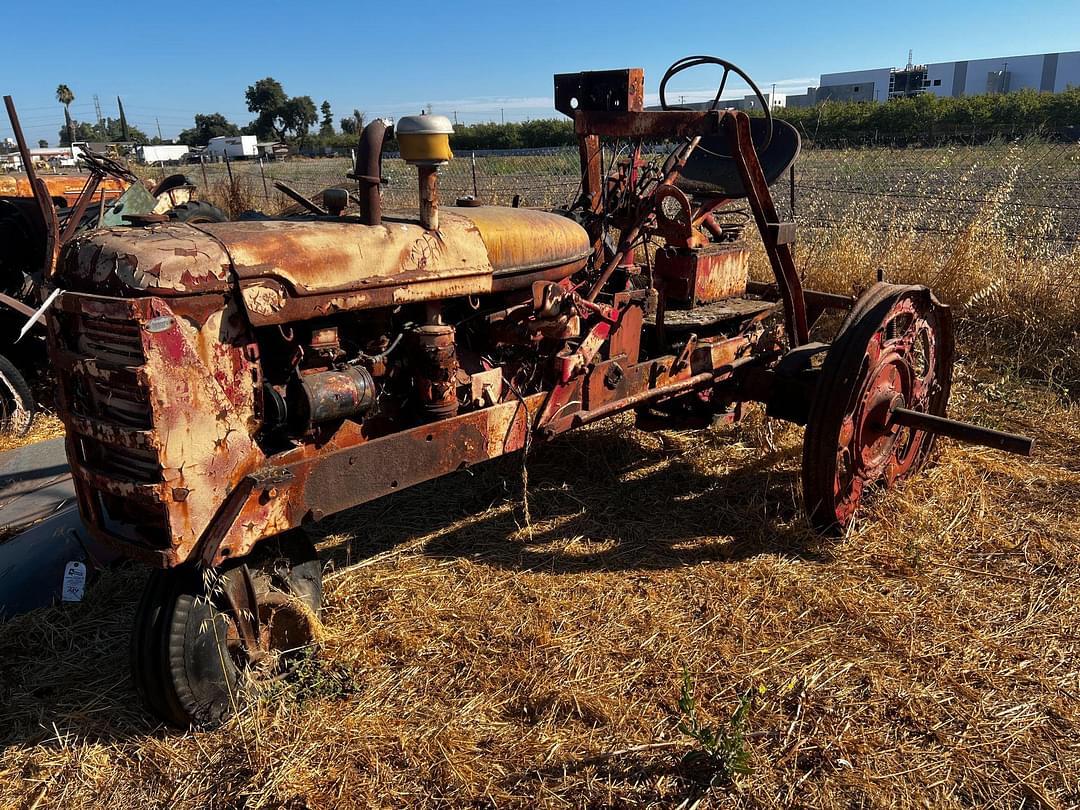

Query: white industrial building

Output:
[786, 50, 1080, 107]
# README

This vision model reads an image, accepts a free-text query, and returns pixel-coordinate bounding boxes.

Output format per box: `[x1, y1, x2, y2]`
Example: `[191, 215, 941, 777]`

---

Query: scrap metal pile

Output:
[0, 99, 225, 434]
[0, 57, 1033, 726]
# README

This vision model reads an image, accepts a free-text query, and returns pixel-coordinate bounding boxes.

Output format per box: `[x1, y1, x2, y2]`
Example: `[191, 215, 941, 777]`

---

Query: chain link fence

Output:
[792, 138, 1080, 251]
[166, 136, 1080, 256]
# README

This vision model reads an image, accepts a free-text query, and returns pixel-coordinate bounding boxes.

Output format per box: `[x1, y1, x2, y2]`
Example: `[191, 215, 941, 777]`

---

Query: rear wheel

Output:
[167, 200, 227, 224]
[131, 529, 323, 727]
[0, 353, 35, 436]
[801, 283, 953, 534]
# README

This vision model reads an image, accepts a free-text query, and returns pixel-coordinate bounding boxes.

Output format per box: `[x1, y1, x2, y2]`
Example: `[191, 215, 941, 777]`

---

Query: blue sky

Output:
[2, 0, 1078, 145]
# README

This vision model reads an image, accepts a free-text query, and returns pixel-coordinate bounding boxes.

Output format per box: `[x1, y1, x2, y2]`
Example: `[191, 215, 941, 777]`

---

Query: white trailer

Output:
[139, 144, 191, 164]
[207, 135, 257, 159]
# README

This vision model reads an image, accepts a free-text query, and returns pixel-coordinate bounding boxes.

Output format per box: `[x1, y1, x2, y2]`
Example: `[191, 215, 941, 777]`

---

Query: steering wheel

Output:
[659, 55, 774, 151]
[77, 148, 137, 184]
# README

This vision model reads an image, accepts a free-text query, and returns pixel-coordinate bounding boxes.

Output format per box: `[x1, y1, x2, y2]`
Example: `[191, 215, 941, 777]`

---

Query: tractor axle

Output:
[890, 406, 1034, 456]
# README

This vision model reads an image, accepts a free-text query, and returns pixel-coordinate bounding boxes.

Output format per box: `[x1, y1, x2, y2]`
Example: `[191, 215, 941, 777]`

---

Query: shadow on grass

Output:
[316, 422, 830, 575]
[496, 742, 734, 808]
[0, 421, 823, 751]
[0, 562, 150, 748]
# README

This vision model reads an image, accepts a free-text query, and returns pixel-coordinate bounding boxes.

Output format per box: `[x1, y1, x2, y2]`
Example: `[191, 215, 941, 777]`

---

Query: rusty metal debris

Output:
[0, 97, 227, 439]
[24, 57, 1037, 724]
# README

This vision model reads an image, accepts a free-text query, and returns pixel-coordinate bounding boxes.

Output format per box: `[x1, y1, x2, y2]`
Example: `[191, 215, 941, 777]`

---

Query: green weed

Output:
[677, 670, 753, 786]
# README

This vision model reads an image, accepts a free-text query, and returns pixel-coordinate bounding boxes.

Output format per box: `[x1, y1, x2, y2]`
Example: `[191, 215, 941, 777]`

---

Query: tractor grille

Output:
[62, 308, 153, 431]
[75, 318, 145, 365]
[52, 296, 170, 553]
[71, 366, 153, 429]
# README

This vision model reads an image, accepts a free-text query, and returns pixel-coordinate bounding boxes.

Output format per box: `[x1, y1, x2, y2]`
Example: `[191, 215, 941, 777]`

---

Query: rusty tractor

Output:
[0, 98, 226, 434]
[38, 57, 1032, 726]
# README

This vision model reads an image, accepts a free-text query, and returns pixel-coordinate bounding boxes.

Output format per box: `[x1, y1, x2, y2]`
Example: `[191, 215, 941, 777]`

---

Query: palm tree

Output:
[56, 84, 74, 145]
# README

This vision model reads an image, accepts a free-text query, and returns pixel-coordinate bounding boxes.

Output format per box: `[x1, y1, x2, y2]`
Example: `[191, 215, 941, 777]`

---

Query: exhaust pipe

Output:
[351, 119, 389, 226]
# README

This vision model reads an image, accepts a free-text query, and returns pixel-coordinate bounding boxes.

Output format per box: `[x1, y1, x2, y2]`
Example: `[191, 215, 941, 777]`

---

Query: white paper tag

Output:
[17, 287, 62, 343]
[61, 560, 86, 603]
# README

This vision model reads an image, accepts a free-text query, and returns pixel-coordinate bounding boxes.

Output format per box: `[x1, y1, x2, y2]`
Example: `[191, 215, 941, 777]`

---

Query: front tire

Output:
[131, 530, 323, 727]
[167, 200, 228, 224]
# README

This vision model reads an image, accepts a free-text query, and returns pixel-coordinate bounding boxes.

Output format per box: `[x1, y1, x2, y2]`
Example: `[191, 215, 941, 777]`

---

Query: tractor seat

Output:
[676, 118, 801, 199]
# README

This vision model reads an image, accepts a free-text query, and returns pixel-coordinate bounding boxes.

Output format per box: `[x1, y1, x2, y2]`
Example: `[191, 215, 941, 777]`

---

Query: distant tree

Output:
[244, 78, 322, 148]
[319, 100, 334, 137]
[282, 96, 318, 150]
[178, 113, 241, 146]
[37, 139, 48, 149]
[245, 77, 289, 140]
[59, 118, 149, 146]
[56, 84, 75, 145]
[339, 108, 365, 136]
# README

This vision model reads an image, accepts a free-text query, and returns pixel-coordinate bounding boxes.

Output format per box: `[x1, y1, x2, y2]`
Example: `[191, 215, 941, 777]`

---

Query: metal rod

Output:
[258, 157, 269, 199]
[568, 351, 781, 430]
[418, 165, 439, 231]
[724, 112, 809, 346]
[891, 407, 1034, 456]
[789, 163, 796, 219]
[273, 181, 327, 216]
[746, 280, 854, 311]
[59, 173, 102, 245]
[3, 96, 51, 237]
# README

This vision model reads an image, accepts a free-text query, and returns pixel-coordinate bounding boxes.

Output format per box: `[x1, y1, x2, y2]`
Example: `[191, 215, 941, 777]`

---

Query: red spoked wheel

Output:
[802, 283, 954, 534]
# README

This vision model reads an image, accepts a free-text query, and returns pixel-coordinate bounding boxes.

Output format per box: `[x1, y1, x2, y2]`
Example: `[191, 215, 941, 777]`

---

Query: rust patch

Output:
[64, 224, 232, 297]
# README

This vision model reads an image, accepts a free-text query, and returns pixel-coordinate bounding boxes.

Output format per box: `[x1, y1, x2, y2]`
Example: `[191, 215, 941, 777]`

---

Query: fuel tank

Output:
[58, 206, 591, 325]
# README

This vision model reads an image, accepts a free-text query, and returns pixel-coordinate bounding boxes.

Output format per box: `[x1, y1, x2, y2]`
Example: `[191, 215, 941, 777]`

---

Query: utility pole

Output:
[772, 83, 776, 108]
[500, 108, 504, 125]
[453, 110, 458, 125]
[93, 94, 103, 129]
[156, 117, 163, 142]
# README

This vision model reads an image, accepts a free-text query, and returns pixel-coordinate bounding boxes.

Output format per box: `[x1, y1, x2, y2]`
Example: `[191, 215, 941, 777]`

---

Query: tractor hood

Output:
[58, 206, 591, 324]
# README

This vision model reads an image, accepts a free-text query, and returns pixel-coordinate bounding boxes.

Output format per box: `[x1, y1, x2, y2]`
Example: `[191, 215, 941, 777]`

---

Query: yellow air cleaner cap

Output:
[396, 114, 454, 164]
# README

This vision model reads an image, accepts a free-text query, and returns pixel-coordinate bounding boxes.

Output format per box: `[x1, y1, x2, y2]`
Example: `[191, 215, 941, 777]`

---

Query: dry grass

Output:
[0, 412, 65, 454]
[1, 159, 1078, 808]
[0, 384, 1076, 808]
[769, 148, 1080, 390]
